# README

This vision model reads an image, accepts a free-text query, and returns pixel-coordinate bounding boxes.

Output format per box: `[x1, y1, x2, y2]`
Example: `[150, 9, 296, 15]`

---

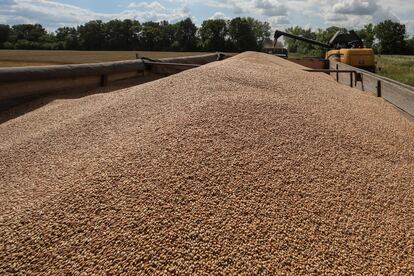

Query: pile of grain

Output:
[1, 52, 413, 274]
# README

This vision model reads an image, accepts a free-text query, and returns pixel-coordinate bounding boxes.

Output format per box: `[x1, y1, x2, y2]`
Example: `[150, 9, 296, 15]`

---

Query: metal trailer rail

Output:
[329, 61, 414, 119]
[0, 53, 227, 110]
[303, 69, 363, 88]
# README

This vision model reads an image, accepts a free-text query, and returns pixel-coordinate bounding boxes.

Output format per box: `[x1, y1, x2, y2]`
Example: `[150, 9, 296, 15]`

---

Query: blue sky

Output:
[0, 0, 413, 34]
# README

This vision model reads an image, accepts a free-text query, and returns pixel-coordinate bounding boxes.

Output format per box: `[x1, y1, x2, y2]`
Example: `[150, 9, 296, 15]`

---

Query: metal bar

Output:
[355, 73, 364, 91]
[336, 64, 339, 82]
[377, 80, 382, 97]
[333, 62, 414, 119]
[305, 68, 360, 88]
[142, 61, 201, 68]
[350, 72, 353, 87]
[100, 74, 108, 87]
[0, 60, 146, 83]
[303, 69, 357, 73]
[274, 30, 331, 48]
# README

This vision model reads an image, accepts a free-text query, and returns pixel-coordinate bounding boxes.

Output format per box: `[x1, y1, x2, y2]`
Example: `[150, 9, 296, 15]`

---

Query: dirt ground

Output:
[1, 52, 413, 274]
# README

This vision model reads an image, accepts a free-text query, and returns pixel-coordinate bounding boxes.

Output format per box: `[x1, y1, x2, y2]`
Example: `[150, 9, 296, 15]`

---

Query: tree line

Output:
[0, 17, 413, 55]
[285, 20, 414, 55]
[0, 17, 270, 52]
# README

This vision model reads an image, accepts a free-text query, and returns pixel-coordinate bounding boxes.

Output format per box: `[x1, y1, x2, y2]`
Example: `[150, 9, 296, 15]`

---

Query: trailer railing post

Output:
[336, 64, 339, 82]
[100, 74, 108, 87]
[376, 80, 382, 97]
[350, 72, 353, 87]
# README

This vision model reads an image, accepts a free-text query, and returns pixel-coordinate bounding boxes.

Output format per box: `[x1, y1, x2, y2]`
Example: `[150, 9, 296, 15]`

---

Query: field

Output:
[0, 50, 211, 67]
[376, 55, 414, 86]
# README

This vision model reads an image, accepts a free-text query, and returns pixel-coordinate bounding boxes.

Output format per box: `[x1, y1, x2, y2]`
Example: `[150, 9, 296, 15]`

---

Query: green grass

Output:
[376, 55, 414, 87]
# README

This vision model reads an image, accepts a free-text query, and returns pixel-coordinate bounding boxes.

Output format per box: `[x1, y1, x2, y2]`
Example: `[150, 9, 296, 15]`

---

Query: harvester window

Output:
[328, 54, 343, 59]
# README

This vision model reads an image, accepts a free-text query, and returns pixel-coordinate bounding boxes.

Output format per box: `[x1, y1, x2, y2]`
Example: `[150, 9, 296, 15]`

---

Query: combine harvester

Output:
[273, 29, 376, 71]
[267, 29, 414, 118]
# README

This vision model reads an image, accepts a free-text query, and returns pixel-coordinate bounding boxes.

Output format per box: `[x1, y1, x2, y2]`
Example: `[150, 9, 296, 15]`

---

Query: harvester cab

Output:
[274, 29, 376, 72]
[328, 30, 364, 49]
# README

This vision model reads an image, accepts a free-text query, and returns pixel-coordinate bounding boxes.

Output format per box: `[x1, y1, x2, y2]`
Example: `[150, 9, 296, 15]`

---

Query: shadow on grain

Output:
[0, 75, 162, 125]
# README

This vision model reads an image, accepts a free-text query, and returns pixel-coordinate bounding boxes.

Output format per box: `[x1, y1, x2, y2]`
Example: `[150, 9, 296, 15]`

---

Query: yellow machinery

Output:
[326, 48, 375, 71]
[274, 30, 376, 72]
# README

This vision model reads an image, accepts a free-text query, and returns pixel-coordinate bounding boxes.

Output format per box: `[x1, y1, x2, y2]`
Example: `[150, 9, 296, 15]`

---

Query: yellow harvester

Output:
[274, 29, 376, 72]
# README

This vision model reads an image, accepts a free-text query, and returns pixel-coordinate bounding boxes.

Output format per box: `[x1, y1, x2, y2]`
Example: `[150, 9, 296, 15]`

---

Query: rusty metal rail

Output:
[141, 60, 202, 76]
[142, 61, 201, 68]
[328, 61, 414, 118]
[303, 69, 362, 88]
[0, 53, 227, 110]
[303, 69, 356, 73]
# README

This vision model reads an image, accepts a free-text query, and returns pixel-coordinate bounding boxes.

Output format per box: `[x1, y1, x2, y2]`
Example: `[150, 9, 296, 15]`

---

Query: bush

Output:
[14, 40, 42, 49]
[2, 41, 14, 49]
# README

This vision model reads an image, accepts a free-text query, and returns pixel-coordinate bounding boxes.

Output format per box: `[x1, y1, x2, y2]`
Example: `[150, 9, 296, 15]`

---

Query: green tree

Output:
[139, 21, 163, 51]
[199, 19, 228, 51]
[405, 36, 414, 55]
[228, 17, 257, 51]
[102, 19, 141, 50]
[56, 27, 79, 49]
[174, 18, 198, 51]
[128, 20, 142, 50]
[103, 20, 126, 50]
[246, 17, 271, 49]
[78, 20, 105, 50]
[10, 24, 48, 42]
[0, 24, 10, 47]
[158, 20, 177, 51]
[375, 20, 406, 54]
[356, 23, 375, 48]
[6, 24, 52, 49]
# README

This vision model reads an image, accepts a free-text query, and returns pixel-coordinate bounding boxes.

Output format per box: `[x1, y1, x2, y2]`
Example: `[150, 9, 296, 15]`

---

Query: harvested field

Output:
[1, 52, 414, 274]
[0, 50, 212, 67]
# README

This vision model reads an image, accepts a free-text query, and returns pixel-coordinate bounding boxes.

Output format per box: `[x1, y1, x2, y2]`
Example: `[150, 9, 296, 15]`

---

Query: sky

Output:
[0, 0, 413, 35]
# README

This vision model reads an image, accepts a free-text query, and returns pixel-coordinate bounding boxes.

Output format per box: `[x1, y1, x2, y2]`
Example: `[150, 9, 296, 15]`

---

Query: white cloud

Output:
[202, 0, 288, 17]
[269, 16, 290, 27]
[209, 12, 229, 20]
[0, 0, 111, 29]
[254, 0, 287, 17]
[403, 20, 414, 35]
[325, 13, 348, 22]
[322, 0, 404, 31]
[0, 0, 190, 30]
[120, 1, 190, 23]
[127, 1, 167, 11]
[332, 0, 379, 15]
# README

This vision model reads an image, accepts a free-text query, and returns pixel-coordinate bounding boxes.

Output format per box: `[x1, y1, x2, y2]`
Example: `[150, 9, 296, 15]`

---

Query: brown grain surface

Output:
[1, 52, 414, 274]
